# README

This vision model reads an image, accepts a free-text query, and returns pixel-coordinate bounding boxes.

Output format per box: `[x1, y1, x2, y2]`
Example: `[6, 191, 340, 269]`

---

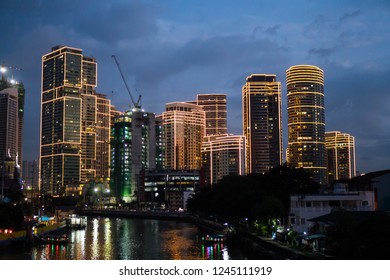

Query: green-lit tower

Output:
[110, 109, 156, 203]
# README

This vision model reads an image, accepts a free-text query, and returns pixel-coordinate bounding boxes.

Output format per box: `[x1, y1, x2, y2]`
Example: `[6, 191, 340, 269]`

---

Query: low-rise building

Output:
[289, 183, 375, 233]
[139, 169, 200, 211]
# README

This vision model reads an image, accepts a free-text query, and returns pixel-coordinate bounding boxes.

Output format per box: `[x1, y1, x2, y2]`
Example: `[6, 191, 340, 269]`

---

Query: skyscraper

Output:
[286, 65, 327, 185]
[196, 94, 227, 136]
[0, 88, 18, 168]
[162, 102, 205, 170]
[95, 93, 112, 180]
[110, 109, 156, 203]
[242, 74, 282, 174]
[325, 131, 356, 184]
[0, 73, 25, 169]
[202, 134, 245, 185]
[40, 46, 97, 195]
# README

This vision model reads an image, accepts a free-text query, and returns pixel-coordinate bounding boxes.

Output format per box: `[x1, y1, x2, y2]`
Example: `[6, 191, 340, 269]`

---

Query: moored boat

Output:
[33, 220, 67, 236]
[0, 228, 31, 246]
[67, 214, 87, 229]
[34, 233, 69, 245]
[200, 234, 225, 244]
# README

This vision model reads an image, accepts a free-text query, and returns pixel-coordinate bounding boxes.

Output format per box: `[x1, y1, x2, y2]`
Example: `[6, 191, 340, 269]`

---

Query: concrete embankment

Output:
[228, 230, 322, 260]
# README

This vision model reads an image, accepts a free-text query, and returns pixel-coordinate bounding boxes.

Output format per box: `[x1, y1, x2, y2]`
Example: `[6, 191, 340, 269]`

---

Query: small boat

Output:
[0, 228, 30, 246]
[200, 234, 225, 244]
[34, 233, 69, 245]
[67, 214, 87, 229]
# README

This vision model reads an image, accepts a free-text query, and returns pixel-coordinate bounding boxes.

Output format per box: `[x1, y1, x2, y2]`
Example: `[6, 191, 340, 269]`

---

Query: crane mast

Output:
[111, 55, 141, 109]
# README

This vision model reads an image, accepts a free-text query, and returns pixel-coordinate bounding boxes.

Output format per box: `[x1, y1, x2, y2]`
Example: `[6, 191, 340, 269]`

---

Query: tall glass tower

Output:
[0, 73, 25, 169]
[110, 109, 156, 203]
[196, 93, 227, 136]
[286, 65, 327, 185]
[0, 88, 18, 168]
[40, 46, 97, 195]
[242, 74, 282, 174]
[325, 131, 356, 184]
[162, 102, 205, 170]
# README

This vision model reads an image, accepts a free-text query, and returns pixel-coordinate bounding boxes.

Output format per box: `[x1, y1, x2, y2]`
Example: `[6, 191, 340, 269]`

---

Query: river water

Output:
[0, 217, 248, 260]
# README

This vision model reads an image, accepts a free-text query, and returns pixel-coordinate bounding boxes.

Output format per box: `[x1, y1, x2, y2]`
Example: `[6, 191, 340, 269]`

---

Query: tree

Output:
[188, 165, 319, 224]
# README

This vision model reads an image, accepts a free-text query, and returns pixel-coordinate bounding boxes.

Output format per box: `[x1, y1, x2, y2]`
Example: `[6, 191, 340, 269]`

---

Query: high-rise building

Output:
[0, 88, 18, 169]
[202, 134, 245, 185]
[40, 46, 97, 195]
[325, 131, 356, 184]
[242, 74, 282, 174]
[286, 65, 327, 185]
[162, 102, 205, 170]
[0, 72, 25, 169]
[196, 94, 227, 136]
[95, 93, 112, 180]
[155, 115, 164, 170]
[140, 169, 200, 210]
[110, 109, 156, 203]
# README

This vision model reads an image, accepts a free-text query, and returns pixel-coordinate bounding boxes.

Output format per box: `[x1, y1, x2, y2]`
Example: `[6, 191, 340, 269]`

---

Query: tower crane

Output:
[111, 55, 141, 110]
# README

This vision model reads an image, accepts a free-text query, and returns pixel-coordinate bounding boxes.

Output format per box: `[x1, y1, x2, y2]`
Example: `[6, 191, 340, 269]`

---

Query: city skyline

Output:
[1, 0, 390, 173]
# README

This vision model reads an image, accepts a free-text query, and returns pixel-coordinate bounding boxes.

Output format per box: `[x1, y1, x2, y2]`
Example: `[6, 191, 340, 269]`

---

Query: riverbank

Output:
[76, 209, 325, 260]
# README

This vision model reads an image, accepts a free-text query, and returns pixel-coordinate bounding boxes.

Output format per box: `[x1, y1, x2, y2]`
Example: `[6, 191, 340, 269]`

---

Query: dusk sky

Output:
[1, 0, 390, 174]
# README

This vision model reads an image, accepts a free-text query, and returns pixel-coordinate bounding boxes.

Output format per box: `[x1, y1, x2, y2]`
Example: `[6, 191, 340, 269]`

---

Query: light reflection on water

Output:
[0, 217, 245, 260]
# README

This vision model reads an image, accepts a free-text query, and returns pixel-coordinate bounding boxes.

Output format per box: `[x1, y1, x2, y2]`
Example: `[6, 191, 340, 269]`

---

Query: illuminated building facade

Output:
[40, 46, 97, 195]
[286, 65, 327, 185]
[196, 94, 227, 136]
[155, 115, 164, 170]
[0, 73, 25, 169]
[202, 134, 245, 186]
[0, 88, 18, 170]
[242, 74, 282, 174]
[110, 109, 156, 203]
[326, 131, 356, 184]
[95, 93, 112, 180]
[140, 169, 200, 210]
[162, 102, 205, 170]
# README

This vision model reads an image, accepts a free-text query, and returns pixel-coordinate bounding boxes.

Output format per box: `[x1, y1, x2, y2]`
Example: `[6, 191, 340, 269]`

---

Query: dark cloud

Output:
[338, 10, 362, 24]
[325, 63, 390, 172]
[129, 35, 290, 89]
[73, 2, 160, 45]
[2, 0, 390, 174]
[308, 47, 334, 58]
[303, 14, 330, 40]
[264, 25, 280, 35]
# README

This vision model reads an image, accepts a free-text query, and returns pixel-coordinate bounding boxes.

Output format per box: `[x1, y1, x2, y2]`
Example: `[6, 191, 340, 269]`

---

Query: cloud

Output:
[308, 47, 334, 58]
[73, 2, 160, 45]
[325, 62, 390, 172]
[338, 10, 362, 24]
[264, 25, 280, 35]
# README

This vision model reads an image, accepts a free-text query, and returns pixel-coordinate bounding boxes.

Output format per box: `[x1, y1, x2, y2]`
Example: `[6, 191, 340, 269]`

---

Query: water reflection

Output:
[0, 217, 246, 260]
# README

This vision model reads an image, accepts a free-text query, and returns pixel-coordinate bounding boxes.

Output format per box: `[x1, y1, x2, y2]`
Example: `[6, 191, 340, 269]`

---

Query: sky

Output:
[1, 0, 390, 174]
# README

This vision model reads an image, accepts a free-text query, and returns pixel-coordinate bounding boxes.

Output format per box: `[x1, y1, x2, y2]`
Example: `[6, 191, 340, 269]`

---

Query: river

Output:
[0, 217, 248, 260]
